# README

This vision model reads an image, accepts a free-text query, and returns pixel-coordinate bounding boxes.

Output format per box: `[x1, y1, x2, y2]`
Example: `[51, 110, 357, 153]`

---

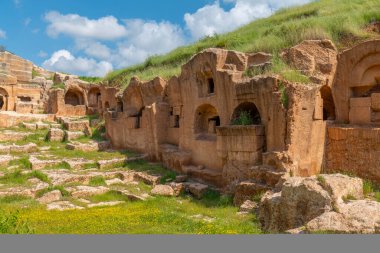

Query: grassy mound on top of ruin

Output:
[103, 0, 380, 87]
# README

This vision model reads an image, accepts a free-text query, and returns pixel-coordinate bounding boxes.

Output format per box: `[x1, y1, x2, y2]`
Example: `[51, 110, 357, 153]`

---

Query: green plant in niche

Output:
[232, 111, 254, 126]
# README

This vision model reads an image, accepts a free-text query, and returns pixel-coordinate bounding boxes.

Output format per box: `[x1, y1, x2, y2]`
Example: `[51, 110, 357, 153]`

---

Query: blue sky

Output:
[0, 0, 312, 77]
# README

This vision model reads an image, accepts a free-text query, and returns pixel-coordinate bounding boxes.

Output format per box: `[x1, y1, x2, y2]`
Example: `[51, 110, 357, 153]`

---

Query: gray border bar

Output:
[0, 235, 378, 253]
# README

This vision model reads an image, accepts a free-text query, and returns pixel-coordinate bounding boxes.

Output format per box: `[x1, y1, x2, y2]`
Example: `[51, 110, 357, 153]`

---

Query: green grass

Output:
[101, 0, 380, 88]
[16, 196, 260, 234]
[35, 186, 70, 198]
[363, 180, 380, 202]
[88, 176, 106, 186]
[88, 190, 129, 203]
[0, 170, 49, 186]
[78, 76, 103, 83]
[124, 160, 176, 183]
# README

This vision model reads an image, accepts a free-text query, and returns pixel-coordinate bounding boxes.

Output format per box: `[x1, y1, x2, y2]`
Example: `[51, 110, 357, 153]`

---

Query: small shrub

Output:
[317, 175, 326, 186]
[252, 192, 265, 203]
[363, 180, 375, 196]
[375, 192, 380, 202]
[342, 194, 357, 203]
[0, 210, 33, 234]
[232, 111, 254, 126]
[160, 171, 177, 184]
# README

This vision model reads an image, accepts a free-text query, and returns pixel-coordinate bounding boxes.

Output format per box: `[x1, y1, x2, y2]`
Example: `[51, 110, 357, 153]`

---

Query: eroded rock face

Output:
[48, 128, 65, 142]
[259, 174, 380, 234]
[37, 190, 62, 204]
[306, 200, 380, 234]
[281, 39, 337, 86]
[259, 176, 332, 232]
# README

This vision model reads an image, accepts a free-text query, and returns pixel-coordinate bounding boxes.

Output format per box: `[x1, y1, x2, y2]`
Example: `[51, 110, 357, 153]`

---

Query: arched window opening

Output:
[194, 104, 220, 140]
[231, 102, 261, 125]
[65, 89, 84, 106]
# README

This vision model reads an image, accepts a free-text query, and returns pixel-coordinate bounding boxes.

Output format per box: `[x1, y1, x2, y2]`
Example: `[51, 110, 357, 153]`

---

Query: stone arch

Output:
[88, 87, 101, 107]
[194, 104, 220, 137]
[65, 89, 84, 106]
[231, 102, 262, 125]
[0, 87, 8, 110]
[320, 86, 336, 120]
[333, 40, 380, 122]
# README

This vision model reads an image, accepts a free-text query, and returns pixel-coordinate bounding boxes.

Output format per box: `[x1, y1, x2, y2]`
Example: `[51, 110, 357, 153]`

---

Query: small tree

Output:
[0, 45, 5, 52]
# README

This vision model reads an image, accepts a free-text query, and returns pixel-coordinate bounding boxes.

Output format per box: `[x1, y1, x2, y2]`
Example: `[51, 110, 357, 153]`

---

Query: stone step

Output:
[182, 165, 223, 188]
[249, 165, 286, 187]
[233, 180, 269, 206]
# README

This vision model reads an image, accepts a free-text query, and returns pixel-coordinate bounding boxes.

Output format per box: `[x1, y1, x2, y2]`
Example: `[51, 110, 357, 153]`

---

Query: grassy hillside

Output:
[104, 0, 380, 87]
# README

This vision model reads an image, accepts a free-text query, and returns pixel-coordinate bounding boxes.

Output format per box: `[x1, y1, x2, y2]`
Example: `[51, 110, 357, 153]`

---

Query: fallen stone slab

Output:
[151, 184, 176, 196]
[48, 128, 65, 142]
[186, 182, 208, 199]
[71, 186, 109, 198]
[105, 178, 125, 186]
[239, 200, 258, 214]
[66, 141, 99, 152]
[119, 190, 147, 201]
[306, 200, 380, 234]
[0, 143, 38, 153]
[43, 170, 92, 186]
[97, 158, 125, 169]
[50, 123, 62, 129]
[0, 130, 31, 141]
[64, 120, 90, 132]
[133, 172, 161, 186]
[66, 158, 95, 170]
[47, 201, 85, 211]
[22, 122, 37, 130]
[64, 131, 85, 141]
[36, 122, 50, 130]
[234, 181, 269, 206]
[0, 187, 34, 198]
[88, 201, 125, 208]
[29, 156, 63, 170]
[37, 190, 62, 204]
[0, 155, 15, 167]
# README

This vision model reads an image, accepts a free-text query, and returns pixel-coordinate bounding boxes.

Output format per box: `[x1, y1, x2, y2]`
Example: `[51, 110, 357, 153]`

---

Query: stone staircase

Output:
[182, 165, 224, 188]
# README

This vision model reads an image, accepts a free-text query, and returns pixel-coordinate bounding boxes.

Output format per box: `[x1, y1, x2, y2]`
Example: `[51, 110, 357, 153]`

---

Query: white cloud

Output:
[75, 39, 112, 60]
[114, 19, 185, 67]
[45, 11, 127, 40]
[185, 0, 314, 39]
[43, 49, 113, 77]
[0, 29, 6, 39]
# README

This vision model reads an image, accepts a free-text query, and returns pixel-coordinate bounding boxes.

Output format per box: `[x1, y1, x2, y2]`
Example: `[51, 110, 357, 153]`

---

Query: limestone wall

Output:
[104, 47, 329, 188]
[325, 126, 380, 184]
[0, 51, 33, 83]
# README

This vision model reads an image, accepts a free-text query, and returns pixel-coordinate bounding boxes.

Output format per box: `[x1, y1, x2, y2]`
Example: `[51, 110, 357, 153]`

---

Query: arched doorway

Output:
[65, 89, 84, 106]
[0, 88, 9, 111]
[194, 104, 220, 140]
[231, 102, 261, 125]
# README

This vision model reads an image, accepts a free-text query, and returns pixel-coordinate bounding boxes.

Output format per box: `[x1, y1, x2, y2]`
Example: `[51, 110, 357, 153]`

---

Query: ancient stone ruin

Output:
[2, 39, 380, 233]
